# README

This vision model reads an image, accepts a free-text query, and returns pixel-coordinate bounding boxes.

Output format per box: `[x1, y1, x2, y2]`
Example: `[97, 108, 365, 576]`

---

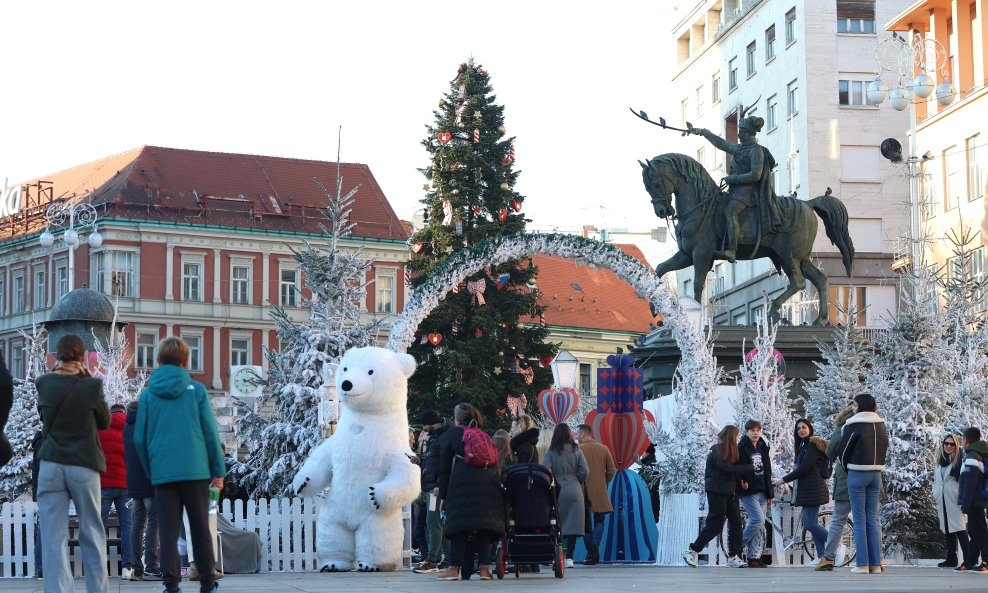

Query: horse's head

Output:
[640, 158, 675, 219]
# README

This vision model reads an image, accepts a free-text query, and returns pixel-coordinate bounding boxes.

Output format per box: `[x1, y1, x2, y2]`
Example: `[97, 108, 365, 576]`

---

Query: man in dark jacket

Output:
[412, 409, 449, 574]
[735, 419, 773, 567]
[124, 399, 161, 581]
[958, 427, 988, 571]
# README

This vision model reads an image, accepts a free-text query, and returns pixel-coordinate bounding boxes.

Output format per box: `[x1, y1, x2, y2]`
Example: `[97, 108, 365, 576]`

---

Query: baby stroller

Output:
[496, 463, 564, 578]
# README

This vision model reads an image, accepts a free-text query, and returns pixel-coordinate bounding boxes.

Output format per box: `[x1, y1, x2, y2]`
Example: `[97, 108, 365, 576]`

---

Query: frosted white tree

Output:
[644, 321, 720, 495]
[0, 324, 48, 501]
[91, 303, 147, 406]
[733, 303, 795, 476]
[802, 303, 871, 435]
[235, 148, 386, 497]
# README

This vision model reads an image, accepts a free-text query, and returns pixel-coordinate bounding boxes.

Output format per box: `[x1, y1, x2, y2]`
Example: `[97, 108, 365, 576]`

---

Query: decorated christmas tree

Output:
[234, 158, 385, 497]
[0, 325, 48, 501]
[406, 59, 556, 427]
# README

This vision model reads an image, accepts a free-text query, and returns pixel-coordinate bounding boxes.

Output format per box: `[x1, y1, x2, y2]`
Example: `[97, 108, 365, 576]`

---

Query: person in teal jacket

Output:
[134, 337, 225, 593]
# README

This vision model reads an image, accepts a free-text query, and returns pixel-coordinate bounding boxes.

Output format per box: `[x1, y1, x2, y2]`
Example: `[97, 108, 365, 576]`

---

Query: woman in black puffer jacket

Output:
[436, 403, 505, 581]
[509, 414, 540, 464]
[780, 418, 829, 559]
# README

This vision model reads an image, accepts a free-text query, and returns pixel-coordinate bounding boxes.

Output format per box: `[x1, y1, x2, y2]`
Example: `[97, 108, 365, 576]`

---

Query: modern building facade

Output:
[668, 0, 913, 327]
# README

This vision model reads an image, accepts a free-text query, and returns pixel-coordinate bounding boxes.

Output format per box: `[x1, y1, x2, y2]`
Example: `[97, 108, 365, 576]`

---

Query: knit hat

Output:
[419, 409, 441, 425]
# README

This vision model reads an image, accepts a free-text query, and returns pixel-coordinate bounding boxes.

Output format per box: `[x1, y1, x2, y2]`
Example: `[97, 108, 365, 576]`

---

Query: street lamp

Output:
[39, 200, 101, 293]
[550, 349, 579, 391]
[868, 31, 953, 273]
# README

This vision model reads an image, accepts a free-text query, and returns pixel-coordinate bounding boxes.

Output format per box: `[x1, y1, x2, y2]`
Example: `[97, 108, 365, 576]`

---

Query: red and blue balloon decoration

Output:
[575, 353, 658, 564]
[537, 387, 579, 425]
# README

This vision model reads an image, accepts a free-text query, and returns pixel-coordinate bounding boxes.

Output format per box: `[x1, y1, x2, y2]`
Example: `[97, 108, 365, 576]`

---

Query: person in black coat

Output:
[413, 409, 451, 572]
[0, 356, 13, 468]
[436, 403, 504, 581]
[124, 400, 161, 580]
[683, 425, 754, 567]
[958, 426, 988, 571]
[32, 429, 44, 578]
[509, 415, 540, 464]
[734, 419, 773, 566]
[779, 418, 829, 560]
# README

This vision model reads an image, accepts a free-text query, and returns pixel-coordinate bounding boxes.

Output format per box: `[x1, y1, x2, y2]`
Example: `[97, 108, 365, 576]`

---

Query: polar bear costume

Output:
[291, 346, 421, 572]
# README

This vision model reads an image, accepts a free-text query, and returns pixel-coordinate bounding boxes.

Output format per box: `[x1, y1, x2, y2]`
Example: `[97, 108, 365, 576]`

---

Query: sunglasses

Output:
[943, 442, 957, 447]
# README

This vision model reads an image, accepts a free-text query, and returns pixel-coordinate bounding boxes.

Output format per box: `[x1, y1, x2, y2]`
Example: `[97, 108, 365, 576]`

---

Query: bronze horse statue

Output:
[641, 153, 854, 325]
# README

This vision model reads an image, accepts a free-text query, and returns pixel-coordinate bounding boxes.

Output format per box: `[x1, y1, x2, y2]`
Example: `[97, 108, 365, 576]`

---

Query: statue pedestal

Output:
[633, 325, 837, 401]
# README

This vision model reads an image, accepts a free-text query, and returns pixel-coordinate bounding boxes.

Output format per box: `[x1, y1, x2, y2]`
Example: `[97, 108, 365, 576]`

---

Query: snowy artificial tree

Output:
[802, 304, 871, 436]
[733, 305, 795, 476]
[406, 59, 556, 429]
[234, 159, 385, 498]
[91, 304, 147, 406]
[0, 325, 48, 501]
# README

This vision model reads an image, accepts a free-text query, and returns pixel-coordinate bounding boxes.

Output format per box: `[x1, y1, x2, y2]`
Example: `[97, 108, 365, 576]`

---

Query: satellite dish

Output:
[881, 138, 903, 163]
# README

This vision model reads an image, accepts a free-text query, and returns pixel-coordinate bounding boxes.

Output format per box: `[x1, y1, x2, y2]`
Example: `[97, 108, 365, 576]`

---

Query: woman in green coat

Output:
[815, 404, 855, 571]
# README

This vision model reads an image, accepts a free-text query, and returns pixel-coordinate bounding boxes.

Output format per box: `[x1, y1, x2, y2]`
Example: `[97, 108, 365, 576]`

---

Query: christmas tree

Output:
[0, 325, 48, 501]
[406, 60, 556, 428]
[733, 305, 795, 475]
[234, 158, 385, 497]
[802, 303, 871, 436]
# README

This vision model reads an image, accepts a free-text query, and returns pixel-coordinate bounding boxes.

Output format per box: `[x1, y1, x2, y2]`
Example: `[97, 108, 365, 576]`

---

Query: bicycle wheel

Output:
[799, 510, 831, 560]
[838, 517, 856, 566]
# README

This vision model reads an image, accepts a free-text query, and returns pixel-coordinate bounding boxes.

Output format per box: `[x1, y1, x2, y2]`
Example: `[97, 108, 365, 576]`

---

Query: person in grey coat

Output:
[542, 424, 589, 569]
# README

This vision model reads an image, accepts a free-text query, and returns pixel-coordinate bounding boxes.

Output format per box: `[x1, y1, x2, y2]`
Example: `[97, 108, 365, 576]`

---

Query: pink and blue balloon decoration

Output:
[537, 387, 579, 425]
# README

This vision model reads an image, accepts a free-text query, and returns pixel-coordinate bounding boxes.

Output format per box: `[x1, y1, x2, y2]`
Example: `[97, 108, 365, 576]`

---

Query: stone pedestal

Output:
[633, 325, 836, 401]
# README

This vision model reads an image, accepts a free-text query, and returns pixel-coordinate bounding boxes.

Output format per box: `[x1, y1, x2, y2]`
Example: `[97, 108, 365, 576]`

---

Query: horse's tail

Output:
[809, 194, 855, 275]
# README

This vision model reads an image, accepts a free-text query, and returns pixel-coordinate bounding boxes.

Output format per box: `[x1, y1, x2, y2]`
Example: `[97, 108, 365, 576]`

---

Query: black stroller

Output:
[496, 463, 565, 578]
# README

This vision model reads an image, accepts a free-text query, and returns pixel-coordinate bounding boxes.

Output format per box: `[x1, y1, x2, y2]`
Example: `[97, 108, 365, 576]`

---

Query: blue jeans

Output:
[34, 516, 43, 576]
[131, 496, 159, 573]
[801, 506, 828, 557]
[100, 488, 133, 568]
[848, 470, 882, 567]
[739, 492, 767, 558]
[584, 512, 608, 547]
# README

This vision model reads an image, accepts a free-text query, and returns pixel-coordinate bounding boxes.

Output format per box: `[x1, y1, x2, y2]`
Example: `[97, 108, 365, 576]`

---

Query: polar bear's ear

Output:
[395, 352, 417, 379]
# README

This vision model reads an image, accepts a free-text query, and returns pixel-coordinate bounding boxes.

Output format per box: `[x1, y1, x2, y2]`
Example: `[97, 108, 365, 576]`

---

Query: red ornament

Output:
[498, 209, 508, 222]
[411, 242, 424, 254]
[472, 206, 482, 214]
[501, 145, 516, 165]
[473, 129, 480, 143]
[475, 328, 483, 337]
[539, 356, 554, 369]
[428, 333, 443, 346]
[450, 161, 461, 171]
[511, 200, 523, 212]
[437, 132, 452, 145]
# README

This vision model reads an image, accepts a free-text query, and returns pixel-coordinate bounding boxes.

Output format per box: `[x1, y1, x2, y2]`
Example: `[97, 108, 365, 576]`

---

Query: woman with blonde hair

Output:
[934, 432, 968, 568]
[536, 426, 553, 464]
[509, 414, 540, 464]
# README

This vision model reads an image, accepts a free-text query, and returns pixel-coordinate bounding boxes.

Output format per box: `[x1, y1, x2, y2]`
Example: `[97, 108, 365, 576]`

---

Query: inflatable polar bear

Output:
[291, 346, 421, 572]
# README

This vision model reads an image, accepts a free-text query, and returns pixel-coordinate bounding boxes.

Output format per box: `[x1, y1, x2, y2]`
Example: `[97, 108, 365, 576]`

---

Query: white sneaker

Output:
[727, 555, 747, 568]
[683, 548, 698, 567]
[565, 559, 574, 568]
[121, 568, 133, 580]
[808, 558, 821, 567]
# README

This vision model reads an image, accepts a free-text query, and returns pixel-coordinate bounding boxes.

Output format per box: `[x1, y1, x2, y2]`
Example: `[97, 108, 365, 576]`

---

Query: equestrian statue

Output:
[632, 105, 854, 325]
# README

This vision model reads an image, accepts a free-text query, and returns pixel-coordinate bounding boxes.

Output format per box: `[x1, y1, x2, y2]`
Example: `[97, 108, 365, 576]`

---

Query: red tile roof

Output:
[7, 145, 409, 241]
[531, 244, 658, 333]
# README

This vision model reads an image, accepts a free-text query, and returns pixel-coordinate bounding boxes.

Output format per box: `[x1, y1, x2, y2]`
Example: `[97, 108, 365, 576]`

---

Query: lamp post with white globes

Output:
[38, 200, 102, 293]
[866, 31, 954, 273]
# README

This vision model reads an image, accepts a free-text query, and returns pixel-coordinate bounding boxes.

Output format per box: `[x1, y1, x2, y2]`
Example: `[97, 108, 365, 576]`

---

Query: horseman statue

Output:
[632, 106, 854, 325]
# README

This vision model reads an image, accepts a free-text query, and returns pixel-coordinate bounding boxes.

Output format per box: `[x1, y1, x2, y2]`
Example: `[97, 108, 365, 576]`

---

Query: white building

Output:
[667, 0, 911, 327]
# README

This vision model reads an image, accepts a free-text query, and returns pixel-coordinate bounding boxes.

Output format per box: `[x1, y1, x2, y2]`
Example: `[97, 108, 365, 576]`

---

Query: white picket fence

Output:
[0, 498, 412, 578]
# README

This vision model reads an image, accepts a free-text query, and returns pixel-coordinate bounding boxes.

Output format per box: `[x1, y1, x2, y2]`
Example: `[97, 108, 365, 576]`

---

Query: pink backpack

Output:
[461, 426, 498, 468]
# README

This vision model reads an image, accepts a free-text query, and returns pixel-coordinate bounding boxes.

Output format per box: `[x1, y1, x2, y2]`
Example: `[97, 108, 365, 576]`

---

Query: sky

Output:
[2, 1, 680, 264]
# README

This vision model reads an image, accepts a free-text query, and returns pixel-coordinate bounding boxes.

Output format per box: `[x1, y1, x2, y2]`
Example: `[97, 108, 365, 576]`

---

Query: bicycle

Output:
[717, 504, 856, 566]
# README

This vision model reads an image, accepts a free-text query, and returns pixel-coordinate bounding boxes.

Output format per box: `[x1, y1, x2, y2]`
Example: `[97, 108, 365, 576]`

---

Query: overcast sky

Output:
[2, 1, 679, 263]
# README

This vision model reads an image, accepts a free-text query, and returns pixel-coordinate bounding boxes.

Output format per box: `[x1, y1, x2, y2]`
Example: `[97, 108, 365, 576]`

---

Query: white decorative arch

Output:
[385, 233, 697, 353]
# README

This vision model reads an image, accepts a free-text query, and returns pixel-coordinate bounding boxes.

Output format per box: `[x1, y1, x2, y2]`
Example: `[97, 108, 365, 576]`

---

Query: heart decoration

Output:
[411, 242, 424, 254]
[511, 200, 523, 212]
[437, 132, 452, 145]
[539, 356, 554, 369]
[427, 333, 443, 346]
[584, 408, 656, 471]
[472, 206, 482, 214]
[538, 387, 579, 425]
[475, 328, 483, 338]
[498, 209, 508, 222]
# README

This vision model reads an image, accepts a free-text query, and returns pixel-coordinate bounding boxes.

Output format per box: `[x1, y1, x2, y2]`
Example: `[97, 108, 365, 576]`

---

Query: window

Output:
[93, 251, 138, 297]
[280, 267, 299, 307]
[746, 42, 757, 77]
[231, 264, 251, 304]
[785, 8, 796, 45]
[828, 286, 867, 325]
[12, 272, 24, 313]
[231, 337, 251, 367]
[182, 260, 202, 301]
[711, 73, 721, 104]
[787, 80, 798, 116]
[11, 342, 24, 379]
[697, 147, 706, 167]
[33, 265, 46, 309]
[968, 135, 984, 201]
[973, 247, 987, 312]
[0, 278, 5, 315]
[135, 333, 157, 369]
[751, 304, 765, 323]
[375, 267, 396, 314]
[766, 25, 776, 61]
[837, 0, 875, 34]
[55, 260, 68, 302]
[183, 334, 203, 372]
[680, 98, 689, 126]
[683, 278, 693, 298]
[838, 80, 868, 105]
[733, 311, 748, 326]
[837, 17, 875, 33]
[579, 363, 592, 396]
[767, 95, 778, 130]
[728, 58, 738, 91]
[945, 146, 960, 210]
[695, 86, 703, 116]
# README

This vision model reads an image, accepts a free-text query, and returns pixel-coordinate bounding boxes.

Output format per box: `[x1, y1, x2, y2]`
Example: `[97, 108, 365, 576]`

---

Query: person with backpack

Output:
[543, 423, 590, 569]
[436, 403, 504, 581]
[932, 433, 969, 569]
[777, 418, 829, 564]
[815, 403, 855, 571]
[957, 426, 988, 572]
[836, 393, 889, 574]
[735, 419, 773, 568]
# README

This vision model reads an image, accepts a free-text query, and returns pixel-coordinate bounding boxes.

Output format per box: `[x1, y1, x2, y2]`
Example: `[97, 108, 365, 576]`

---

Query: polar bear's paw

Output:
[320, 562, 353, 572]
[368, 486, 381, 510]
[357, 562, 380, 572]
